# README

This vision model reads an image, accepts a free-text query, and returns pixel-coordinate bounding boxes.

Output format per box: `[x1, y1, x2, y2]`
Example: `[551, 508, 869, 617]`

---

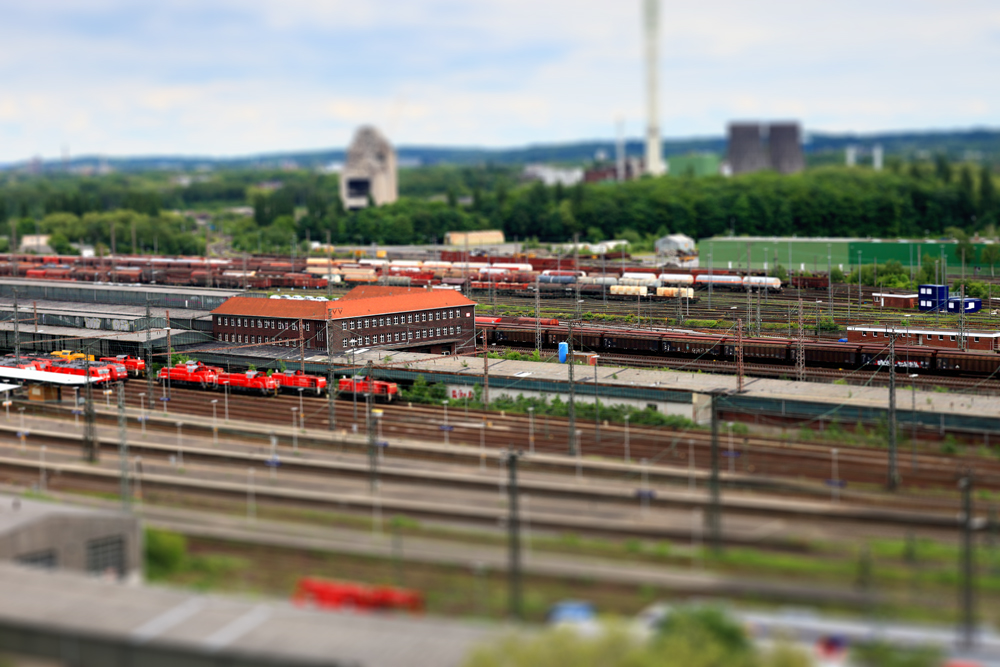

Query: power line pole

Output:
[11, 287, 20, 365]
[888, 328, 899, 491]
[736, 318, 744, 393]
[83, 354, 98, 463]
[118, 382, 130, 511]
[534, 278, 541, 355]
[567, 322, 576, 456]
[796, 299, 805, 382]
[827, 242, 833, 317]
[366, 360, 377, 492]
[707, 393, 722, 553]
[573, 233, 581, 321]
[483, 329, 490, 407]
[326, 317, 335, 432]
[507, 449, 522, 621]
[145, 298, 154, 402]
[959, 284, 966, 351]
[959, 474, 976, 651]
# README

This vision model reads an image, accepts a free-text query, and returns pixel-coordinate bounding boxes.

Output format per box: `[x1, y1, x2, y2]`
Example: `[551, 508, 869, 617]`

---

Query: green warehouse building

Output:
[700, 237, 997, 277]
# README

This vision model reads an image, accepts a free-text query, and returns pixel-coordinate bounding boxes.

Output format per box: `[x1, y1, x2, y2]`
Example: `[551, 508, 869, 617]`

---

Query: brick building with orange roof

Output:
[211, 287, 477, 355]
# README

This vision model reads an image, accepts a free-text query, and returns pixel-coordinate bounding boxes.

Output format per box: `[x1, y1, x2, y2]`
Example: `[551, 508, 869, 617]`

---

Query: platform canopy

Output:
[0, 367, 96, 386]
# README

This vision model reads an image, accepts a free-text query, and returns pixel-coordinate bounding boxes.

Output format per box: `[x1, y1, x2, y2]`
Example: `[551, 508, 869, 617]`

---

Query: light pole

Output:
[727, 422, 734, 474]
[527, 407, 535, 455]
[138, 393, 146, 435]
[443, 400, 450, 446]
[39, 445, 45, 492]
[291, 407, 299, 452]
[593, 355, 600, 444]
[624, 414, 630, 463]
[224, 381, 230, 422]
[175, 422, 183, 467]
[297, 387, 305, 431]
[479, 421, 486, 471]
[910, 373, 919, 472]
[211, 399, 218, 445]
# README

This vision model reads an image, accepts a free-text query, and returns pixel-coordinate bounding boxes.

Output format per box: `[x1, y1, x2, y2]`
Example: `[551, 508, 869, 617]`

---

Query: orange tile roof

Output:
[327, 290, 476, 318]
[211, 297, 327, 319]
[212, 290, 476, 320]
[338, 285, 421, 300]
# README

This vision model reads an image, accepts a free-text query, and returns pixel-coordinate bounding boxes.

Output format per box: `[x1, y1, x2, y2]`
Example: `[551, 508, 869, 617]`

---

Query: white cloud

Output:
[0, 0, 998, 161]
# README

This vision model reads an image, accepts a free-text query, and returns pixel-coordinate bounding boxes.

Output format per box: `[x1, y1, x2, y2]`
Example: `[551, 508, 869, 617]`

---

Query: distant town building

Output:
[18, 234, 52, 254]
[584, 157, 644, 183]
[522, 164, 584, 187]
[444, 230, 506, 247]
[726, 122, 804, 175]
[339, 126, 398, 210]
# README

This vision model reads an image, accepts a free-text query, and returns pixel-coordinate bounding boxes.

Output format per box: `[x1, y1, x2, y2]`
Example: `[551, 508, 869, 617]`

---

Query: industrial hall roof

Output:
[212, 288, 476, 320]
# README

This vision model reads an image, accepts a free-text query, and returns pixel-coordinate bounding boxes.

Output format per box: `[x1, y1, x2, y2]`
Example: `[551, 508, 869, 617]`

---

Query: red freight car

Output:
[292, 577, 424, 613]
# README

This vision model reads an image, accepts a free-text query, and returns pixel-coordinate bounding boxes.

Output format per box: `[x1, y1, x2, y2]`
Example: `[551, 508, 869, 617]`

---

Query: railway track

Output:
[486, 345, 1000, 394]
[0, 416, 978, 542]
[31, 382, 1000, 495]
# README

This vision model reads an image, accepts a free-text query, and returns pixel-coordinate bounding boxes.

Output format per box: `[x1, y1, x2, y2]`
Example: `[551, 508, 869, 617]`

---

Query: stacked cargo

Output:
[610, 285, 648, 296]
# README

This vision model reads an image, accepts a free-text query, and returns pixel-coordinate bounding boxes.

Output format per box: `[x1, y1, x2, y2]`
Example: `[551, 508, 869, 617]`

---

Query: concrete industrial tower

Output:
[643, 0, 666, 176]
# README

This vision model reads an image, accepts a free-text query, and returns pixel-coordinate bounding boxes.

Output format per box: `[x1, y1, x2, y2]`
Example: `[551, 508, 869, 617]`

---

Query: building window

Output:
[938, 335, 944, 340]
[437, 328, 441, 337]
[343, 339, 348, 348]
[377, 318, 382, 327]
[408, 331, 413, 340]
[256, 320, 261, 328]
[422, 313, 427, 322]
[393, 316, 398, 325]
[394, 332, 399, 341]
[457, 326, 462, 335]
[408, 315, 413, 323]
[975, 336, 981, 343]
[950, 335, 956, 341]
[86, 535, 125, 577]
[305, 323, 310, 331]
[435, 312, 440, 320]
[342, 322, 347, 330]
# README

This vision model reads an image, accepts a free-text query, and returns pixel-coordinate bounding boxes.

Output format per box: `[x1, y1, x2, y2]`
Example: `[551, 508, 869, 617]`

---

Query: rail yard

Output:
[2, 244, 1000, 660]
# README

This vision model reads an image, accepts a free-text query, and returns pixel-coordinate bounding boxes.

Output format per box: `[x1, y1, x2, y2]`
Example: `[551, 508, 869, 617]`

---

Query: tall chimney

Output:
[643, 0, 665, 176]
[615, 116, 625, 181]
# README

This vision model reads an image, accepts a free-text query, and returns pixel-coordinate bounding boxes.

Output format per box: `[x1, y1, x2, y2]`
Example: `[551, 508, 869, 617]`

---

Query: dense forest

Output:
[0, 158, 996, 254]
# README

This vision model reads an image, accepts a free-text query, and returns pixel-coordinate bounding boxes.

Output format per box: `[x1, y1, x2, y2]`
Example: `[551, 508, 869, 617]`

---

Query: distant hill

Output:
[5, 128, 999, 173]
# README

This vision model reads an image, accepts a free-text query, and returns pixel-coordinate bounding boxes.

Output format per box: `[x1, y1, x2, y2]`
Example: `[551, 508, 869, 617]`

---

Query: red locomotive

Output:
[50, 362, 114, 384]
[337, 375, 398, 402]
[270, 370, 328, 395]
[217, 369, 278, 396]
[99, 355, 147, 377]
[157, 361, 220, 389]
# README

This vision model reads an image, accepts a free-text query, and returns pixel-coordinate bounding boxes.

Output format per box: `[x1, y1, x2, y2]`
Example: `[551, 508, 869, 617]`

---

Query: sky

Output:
[0, 0, 998, 162]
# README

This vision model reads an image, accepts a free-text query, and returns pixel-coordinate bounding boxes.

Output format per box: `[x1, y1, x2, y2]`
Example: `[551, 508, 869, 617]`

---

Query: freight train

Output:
[476, 317, 1000, 378]
[0, 251, 789, 294]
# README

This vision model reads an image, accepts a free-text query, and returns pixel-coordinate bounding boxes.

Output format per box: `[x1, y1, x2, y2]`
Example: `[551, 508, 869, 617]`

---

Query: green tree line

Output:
[1, 159, 997, 251]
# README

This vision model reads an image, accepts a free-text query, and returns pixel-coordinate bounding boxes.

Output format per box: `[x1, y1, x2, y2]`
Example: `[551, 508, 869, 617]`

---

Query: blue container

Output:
[947, 297, 982, 313]
[558, 342, 569, 363]
[918, 284, 949, 311]
[539, 275, 576, 284]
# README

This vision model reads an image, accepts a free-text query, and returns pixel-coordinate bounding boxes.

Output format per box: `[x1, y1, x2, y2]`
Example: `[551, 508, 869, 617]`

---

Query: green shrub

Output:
[145, 528, 187, 579]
